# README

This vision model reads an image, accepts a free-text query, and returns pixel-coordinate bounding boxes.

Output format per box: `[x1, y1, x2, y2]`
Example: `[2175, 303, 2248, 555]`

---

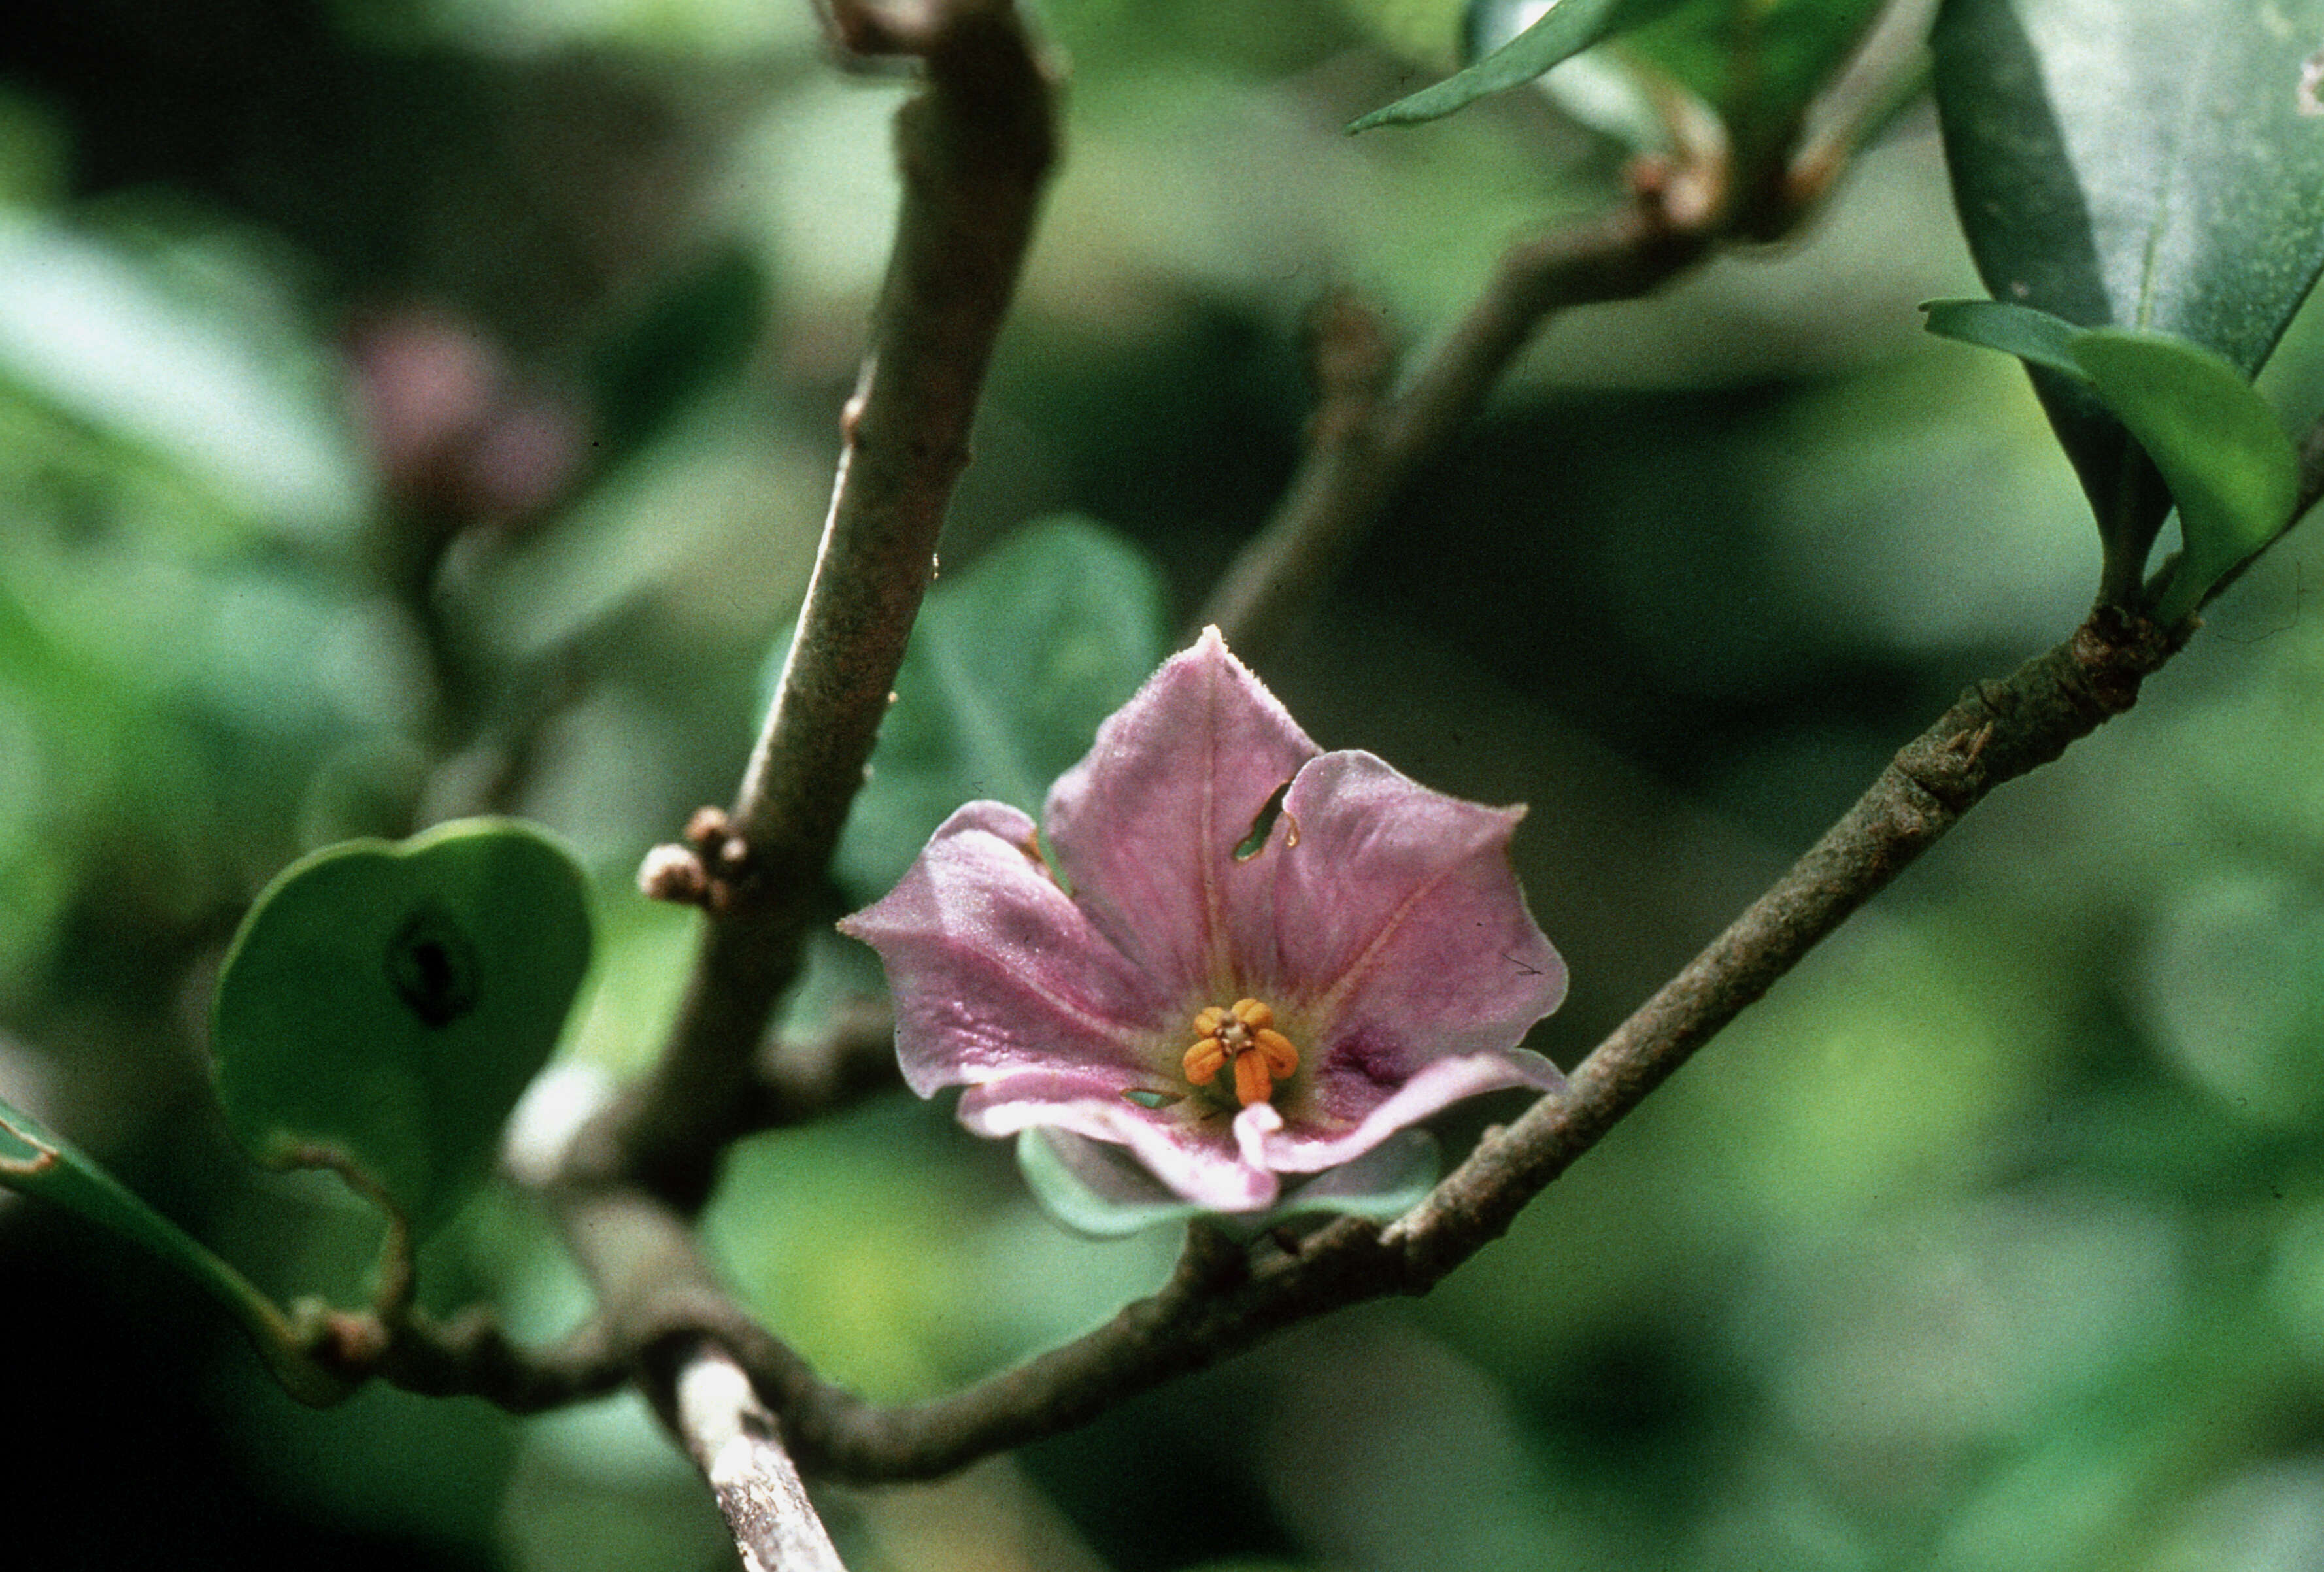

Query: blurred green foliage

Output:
[6, 2, 2324, 1571]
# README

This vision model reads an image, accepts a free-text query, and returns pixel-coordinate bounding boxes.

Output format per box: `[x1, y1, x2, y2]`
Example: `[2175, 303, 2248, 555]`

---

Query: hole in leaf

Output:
[1233, 780, 1293, 861]
[386, 903, 480, 1029]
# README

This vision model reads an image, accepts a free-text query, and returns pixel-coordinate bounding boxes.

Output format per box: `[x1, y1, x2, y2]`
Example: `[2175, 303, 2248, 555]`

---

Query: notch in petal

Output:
[1043, 627, 1319, 991]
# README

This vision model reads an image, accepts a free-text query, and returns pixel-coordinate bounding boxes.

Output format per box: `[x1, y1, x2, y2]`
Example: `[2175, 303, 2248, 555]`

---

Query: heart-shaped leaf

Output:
[1932, 0, 2324, 582]
[211, 818, 592, 1235]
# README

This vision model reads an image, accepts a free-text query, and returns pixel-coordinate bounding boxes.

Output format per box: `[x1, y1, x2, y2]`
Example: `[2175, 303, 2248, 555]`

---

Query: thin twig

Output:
[581, 0, 1057, 1212]
[1783, 0, 1938, 214]
[423, 0, 2318, 1496]
[1200, 186, 1715, 657]
[373, 1307, 632, 1411]
[654, 1343, 849, 1572]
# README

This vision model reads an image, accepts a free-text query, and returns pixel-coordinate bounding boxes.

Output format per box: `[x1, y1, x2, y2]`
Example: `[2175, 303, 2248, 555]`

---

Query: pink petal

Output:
[1260, 750, 1565, 1082]
[1262, 1048, 1563, 1175]
[837, 801, 1168, 1097]
[960, 1072, 1279, 1211]
[1043, 627, 1318, 996]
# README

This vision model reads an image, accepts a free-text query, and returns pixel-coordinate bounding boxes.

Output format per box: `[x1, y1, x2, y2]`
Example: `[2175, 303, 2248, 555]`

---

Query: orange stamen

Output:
[1232, 1048, 1273, 1107]
[1185, 996, 1300, 1107]
[1183, 1037, 1227, 1085]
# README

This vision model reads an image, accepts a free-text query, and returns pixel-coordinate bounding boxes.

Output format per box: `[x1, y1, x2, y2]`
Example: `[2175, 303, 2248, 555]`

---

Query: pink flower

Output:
[839, 628, 1567, 1217]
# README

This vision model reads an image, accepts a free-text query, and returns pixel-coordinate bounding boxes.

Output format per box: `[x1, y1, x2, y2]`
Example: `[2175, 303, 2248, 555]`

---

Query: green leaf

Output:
[211, 818, 593, 1235]
[2068, 330, 2300, 624]
[807, 515, 1170, 902]
[1377, 0, 1891, 165]
[1351, 0, 1693, 131]
[1923, 307, 2302, 616]
[1932, 0, 2324, 575]
[0, 1094, 345, 1403]
[1922, 298, 2089, 381]
[1934, 0, 2324, 374]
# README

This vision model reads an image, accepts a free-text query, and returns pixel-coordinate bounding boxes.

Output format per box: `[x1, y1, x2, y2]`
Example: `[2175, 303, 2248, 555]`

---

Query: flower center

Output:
[1183, 997, 1300, 1108]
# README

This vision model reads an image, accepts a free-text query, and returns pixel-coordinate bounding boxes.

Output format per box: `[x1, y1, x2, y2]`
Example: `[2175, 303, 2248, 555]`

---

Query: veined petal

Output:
[1262, 1048, 1563, 1175]
[1045, 626, 1317, 994]
[839, 801, 1168, 1096]
[845, 629, 1574, 1226]
[960, 1071, 1279, 1211]
[1267, 750, 1566, 1063]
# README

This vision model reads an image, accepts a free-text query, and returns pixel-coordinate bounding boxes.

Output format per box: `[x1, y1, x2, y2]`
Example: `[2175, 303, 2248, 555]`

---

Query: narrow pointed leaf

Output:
[1922, 298, 2089, 380]
[211, 818, 592, 1235]
[1351, 0, 1693, 131]
[2067, 331, 2300, 624]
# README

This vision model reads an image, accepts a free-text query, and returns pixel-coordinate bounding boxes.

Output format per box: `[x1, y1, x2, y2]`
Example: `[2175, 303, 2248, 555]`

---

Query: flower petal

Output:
[1044, 626, 1318, 995]
[960, 1073, 1278, 1211]
[1262, 1048, 1562, 1175]
[1266, 749, 1566, 1063]
[838, 801, 1168, 1096]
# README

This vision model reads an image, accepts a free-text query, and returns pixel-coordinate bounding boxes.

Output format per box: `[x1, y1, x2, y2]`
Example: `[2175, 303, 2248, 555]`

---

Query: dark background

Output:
[8, 2, 2324, 1568]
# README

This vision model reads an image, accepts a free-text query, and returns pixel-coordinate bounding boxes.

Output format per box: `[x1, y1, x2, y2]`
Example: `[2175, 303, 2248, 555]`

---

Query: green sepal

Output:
[1015, 1126, 1442, 1241]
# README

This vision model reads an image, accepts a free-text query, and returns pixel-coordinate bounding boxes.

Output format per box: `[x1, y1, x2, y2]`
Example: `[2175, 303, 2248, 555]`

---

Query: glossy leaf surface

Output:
[1934, 0, 2324, 374]
[1932, 0, 2324, 570]
[211, 818, 592, 1235]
